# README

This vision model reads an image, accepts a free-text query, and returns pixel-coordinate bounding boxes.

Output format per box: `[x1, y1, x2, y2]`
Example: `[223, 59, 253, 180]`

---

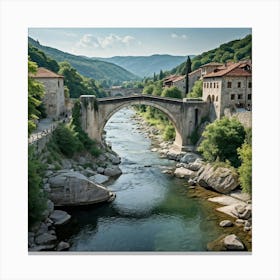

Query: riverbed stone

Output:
[239, 205, 252, 220]
[49, 210, 71, 226]
[223, 234, 244, 251]
[48, 170, 113, 206]
[97, 167, 105, 174]
[104, 166, 122, 177]
[219, 220, 233, 227]
[174, 167, 196, 179]
[197, 163, 239, 194]
[89, 174, 109, 184]
[180, 152, 201, 164]
[56, 241, 70, 251]
[36, 222, 49, 235]
[35, 232, 57, 245]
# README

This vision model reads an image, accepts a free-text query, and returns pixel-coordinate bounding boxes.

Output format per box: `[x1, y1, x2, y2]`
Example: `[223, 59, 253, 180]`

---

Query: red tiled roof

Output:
[31, 67, 64, 78]
[164, 75, 185, 83]
[201, 62, 223, 67]
[203, 62, 251, 78]
[172, 75, 185, 82]
[188, 68, 201, 76]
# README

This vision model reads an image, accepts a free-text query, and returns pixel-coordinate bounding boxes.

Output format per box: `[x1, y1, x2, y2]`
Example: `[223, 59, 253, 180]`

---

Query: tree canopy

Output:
[198, 117, 246, 167]
[28, 59, 45, 135]
[188, 80, 202, 98]
[161, 86, 182, 99]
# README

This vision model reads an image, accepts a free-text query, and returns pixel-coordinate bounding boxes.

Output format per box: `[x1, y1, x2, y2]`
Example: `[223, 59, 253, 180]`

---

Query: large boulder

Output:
[89, 174, 109, 184]
[48, 170, 114, 206]
[197, 163, 239, 194]
[35, 233, 57, 246]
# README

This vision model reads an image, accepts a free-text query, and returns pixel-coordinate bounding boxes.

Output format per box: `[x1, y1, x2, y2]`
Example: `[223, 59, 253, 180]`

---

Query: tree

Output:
[185, 56, 192, 95]
[161, 86, 182, 99]
[159, 70, 164, 80]
[188, 80, 202, 98]
[143, 84, 154, 95]
[153, 72, 157, 82]
[28, 59, 45, 135]
[198, 117, 246, 167]
[237, 143, 252, 194]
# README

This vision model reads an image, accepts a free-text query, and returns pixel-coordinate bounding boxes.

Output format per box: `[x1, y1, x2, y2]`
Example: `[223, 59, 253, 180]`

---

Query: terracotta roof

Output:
[188, 68, 201, 76]
[203, 62, 251, 78]
[200, 62, 223, 68]
[172, 75, 185, 82]
[31, 67, 64, 78]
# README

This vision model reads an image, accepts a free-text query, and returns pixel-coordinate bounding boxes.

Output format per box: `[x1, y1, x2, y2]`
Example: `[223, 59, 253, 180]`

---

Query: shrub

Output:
[28, 147, 47, 228]
[163, 125, 175, 141]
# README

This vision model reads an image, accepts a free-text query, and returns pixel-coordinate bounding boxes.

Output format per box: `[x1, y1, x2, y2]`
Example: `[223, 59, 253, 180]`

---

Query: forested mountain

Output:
[93, 54, 194, 78]
[28, 37, 139, 83]
[171, 34, 252, 75]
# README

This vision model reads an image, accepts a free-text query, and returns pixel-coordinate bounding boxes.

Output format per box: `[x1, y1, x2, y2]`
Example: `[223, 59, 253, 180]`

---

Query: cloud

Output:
[171, 33, 187, 40]
[75, 33, 139, 51]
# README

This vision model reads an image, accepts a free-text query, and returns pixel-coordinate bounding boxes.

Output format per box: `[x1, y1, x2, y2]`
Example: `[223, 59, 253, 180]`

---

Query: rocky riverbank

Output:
[28, 145, 122, 252]
[132, 111, 252, 251]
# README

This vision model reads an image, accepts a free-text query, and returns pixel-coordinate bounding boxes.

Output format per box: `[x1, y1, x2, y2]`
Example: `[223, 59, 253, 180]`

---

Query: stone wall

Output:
[36, 77, 65, 119]
[188, 69, 201, 93]
[224, 108, 252, 128]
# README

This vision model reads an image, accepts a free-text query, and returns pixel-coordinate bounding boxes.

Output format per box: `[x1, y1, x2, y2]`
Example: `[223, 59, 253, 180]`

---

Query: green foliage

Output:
[58, 61, 107, 98]
[189, 128, 200, 145]
[171, 34, 252, 74]
[198, 117, 246, 167]
[161, 86, 182, 99]
[28, 44, 59, 72]
[237, 143, 252, 194]
[163, 125, 175, 141]
[143, 84, 154, 95]
[28, 59, 45, 135]
[53, 123, 83, 157]
[28, 146, 47, 228]
[188, 80, 202, 98]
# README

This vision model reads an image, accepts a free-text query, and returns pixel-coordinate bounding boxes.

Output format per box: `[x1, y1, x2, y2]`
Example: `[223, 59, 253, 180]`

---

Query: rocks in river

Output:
[97, 167, 105, 174]
[223, 234, 245, 250]
[232, 204, 252, 220]
[219, 220, 233, 227]
[105, 152, 121, 165]
[104, 166, 122, 177]
[49, 210, 71, 226]
[180, 152, 201, 164]
[174, 167, 196, 179]
[197, 163, 239, 194]
[35, 233, 57, 246]
[89, 174, 109, 184]
[235, 219, 245, 225]
[48, 170, 113, 206]
[56, 241, 70, 251]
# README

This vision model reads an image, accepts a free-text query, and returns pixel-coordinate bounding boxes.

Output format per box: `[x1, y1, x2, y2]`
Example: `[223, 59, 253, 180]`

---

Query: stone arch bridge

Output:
[80, 95, 210, 152]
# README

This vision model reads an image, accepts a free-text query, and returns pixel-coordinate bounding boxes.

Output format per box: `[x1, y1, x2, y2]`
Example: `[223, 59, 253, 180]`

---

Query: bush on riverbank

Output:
[28, 146, 47, 228]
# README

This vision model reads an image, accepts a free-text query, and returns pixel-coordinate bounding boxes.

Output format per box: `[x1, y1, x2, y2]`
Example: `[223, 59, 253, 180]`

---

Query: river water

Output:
[61, 108, 224, 252]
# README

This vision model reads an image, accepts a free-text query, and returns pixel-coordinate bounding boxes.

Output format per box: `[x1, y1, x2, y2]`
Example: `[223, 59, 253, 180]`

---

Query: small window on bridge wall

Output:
[194, 108, 199, 127]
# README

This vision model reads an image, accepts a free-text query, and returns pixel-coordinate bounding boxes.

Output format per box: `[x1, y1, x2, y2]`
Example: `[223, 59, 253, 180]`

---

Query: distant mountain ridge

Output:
[93, 54, 195, 78]
[28, 37, 139, 82]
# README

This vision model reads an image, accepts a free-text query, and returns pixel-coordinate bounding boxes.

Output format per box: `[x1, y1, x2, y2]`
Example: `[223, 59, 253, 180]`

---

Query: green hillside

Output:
[172, 34, 252, 75]
[93, 54, 194, 78]
[28, 37, 139, 83]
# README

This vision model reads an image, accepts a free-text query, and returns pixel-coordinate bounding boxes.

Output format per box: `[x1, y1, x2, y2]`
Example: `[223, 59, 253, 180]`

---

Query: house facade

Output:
[163, 75, 186, 96]
[202, 61, 252, 119]
[32, 67, 65, 119]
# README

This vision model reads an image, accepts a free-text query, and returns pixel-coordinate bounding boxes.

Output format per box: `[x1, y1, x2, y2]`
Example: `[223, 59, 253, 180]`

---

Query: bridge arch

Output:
[80, 95, 210, 152]
[99, 100, 183, 149]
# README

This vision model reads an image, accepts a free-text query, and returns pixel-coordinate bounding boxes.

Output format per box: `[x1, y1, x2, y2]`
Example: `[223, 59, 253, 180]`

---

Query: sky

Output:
[28, 28, 251, 58]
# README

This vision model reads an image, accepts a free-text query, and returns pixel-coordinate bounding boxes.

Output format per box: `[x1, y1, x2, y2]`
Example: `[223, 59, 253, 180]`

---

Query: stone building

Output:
[163, 75, 186, 96]
[202, 61, 252, 119]
[32, 67, 65, 119]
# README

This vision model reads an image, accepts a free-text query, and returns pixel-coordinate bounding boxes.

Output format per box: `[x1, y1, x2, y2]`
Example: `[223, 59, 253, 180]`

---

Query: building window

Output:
[203, 83, 206, 88]
[58, 80, 60, 87]
[210, 83, 212, 88]
[248, 94, 252, 100]
[207, 83, 209, 88]
[217, 82, 219, 88]
[213, 83, 216, 88]
[227, 81, 232, 88]
[216, 96, 218, 102]
[248, 82, 252, 88]
[237, 82, 241, 88]
[238, 94, 243, 99]
[231, 94, 235, 100]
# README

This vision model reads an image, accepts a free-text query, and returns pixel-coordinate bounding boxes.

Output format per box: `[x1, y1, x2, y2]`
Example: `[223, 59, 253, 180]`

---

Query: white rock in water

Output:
[219, 220, 233, 227]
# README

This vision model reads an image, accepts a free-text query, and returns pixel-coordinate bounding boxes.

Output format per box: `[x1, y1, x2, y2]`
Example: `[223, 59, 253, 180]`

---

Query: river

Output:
[59, 108, 224, 252]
